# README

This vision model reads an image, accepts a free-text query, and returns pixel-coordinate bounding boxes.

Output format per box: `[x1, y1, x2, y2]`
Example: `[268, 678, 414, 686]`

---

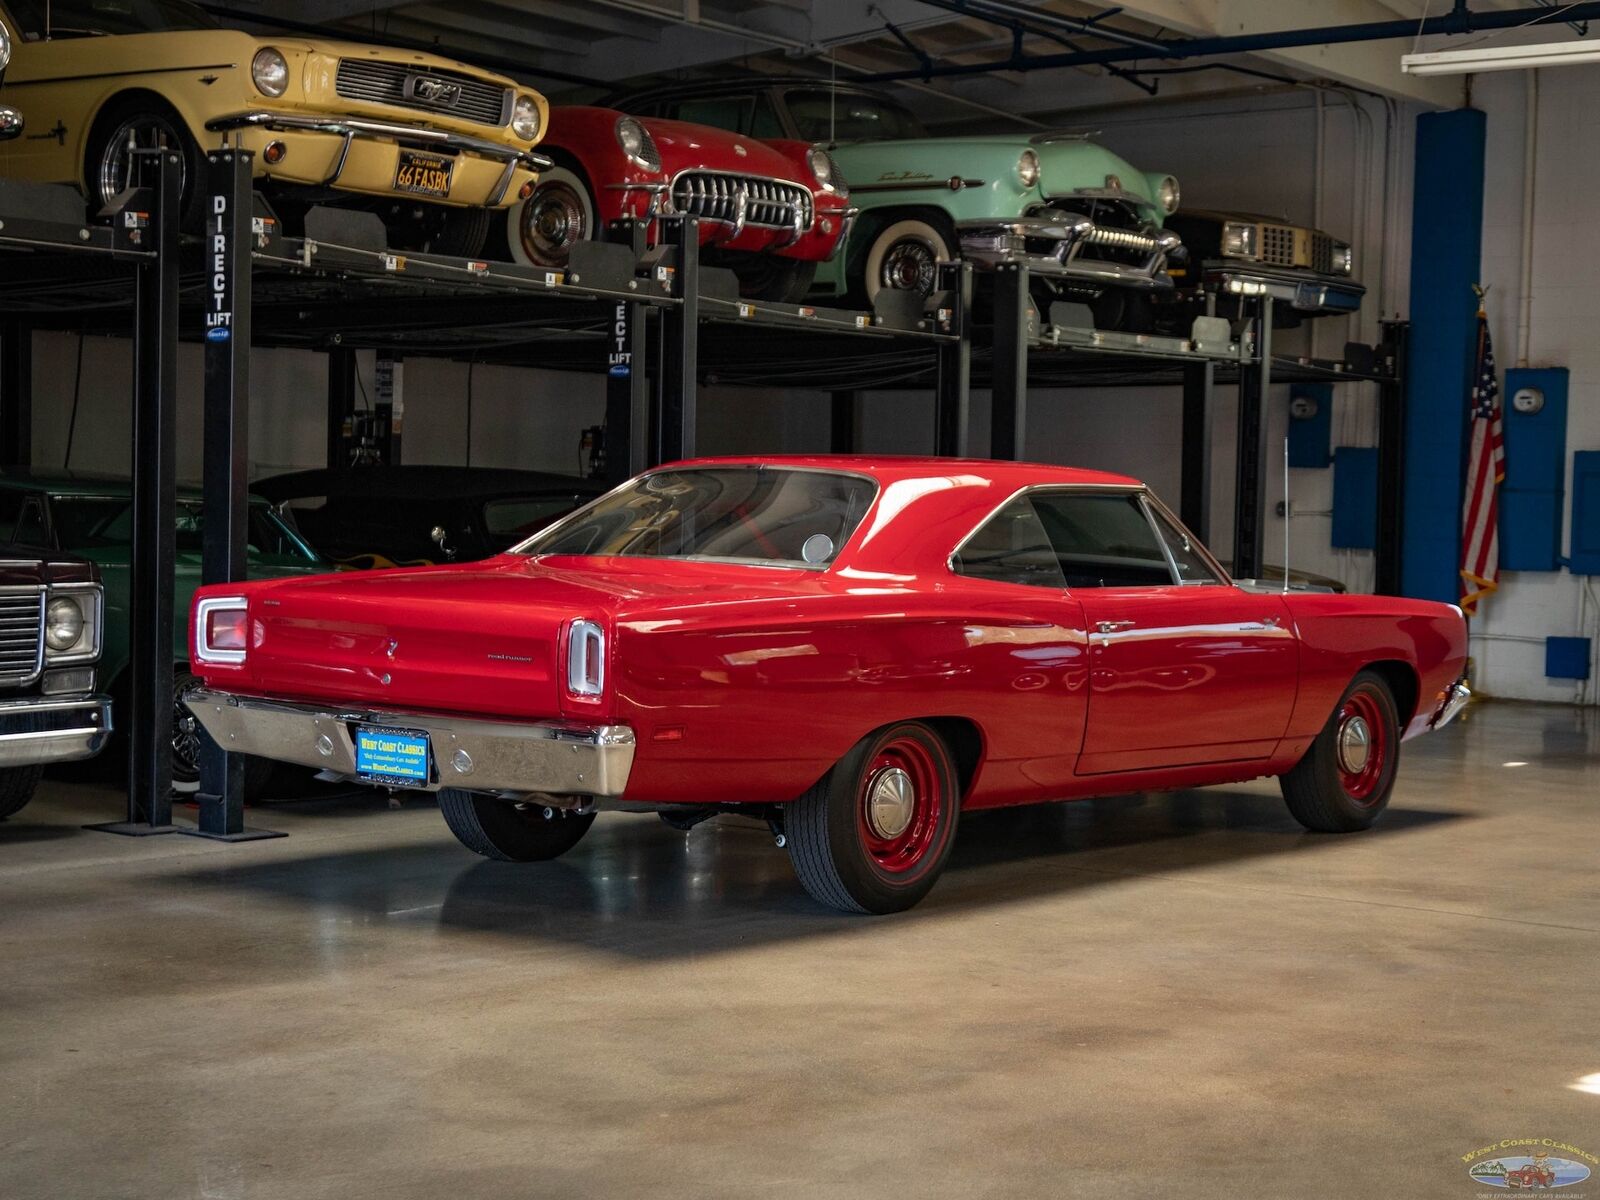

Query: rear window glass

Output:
[519, 468, 876, 569]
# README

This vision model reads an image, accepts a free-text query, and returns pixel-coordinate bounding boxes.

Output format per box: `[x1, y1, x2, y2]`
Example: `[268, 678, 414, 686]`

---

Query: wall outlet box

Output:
[1545, 636, 1591, 681]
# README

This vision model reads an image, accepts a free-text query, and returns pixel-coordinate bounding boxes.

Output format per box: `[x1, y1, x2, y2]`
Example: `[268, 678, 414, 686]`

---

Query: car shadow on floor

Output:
[166, 790, 1468, 960]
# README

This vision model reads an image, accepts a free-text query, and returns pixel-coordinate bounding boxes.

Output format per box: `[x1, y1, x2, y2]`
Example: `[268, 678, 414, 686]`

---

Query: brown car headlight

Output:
[1222, 220, 1258, 260]
[252, 47, 290, 98]
[1331, 241, 1354, 276]
[43, 586, 101, 663]
[512, 95, 541, 142]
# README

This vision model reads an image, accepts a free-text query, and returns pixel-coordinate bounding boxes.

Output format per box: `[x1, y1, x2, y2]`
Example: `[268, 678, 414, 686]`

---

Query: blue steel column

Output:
[1402, 108, 1486, 602]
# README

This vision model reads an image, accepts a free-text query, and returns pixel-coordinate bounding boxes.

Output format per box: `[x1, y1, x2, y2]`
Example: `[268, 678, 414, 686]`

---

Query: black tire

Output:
[1280, 670, 1401, 833]
[853, 216, 955, 310]
[785, 721, 960, 914]
[732, 257, 817, 303]
[503, 163, 594, 268]
[438, 788, 596, 862]
[172, 671, 277, 801]
[0, 765, 42, 820]
[86, 97, 205, 226]
[428, 206, 491, 258]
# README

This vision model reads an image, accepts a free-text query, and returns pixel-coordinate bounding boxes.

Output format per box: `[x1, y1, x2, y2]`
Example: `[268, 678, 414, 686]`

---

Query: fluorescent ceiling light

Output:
[1402, 40, 1600, 75]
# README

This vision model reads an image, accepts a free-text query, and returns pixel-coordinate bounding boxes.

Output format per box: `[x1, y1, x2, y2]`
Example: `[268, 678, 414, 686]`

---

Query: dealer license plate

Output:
[354, 725, 432, 785]
[393, 149, 455, 199]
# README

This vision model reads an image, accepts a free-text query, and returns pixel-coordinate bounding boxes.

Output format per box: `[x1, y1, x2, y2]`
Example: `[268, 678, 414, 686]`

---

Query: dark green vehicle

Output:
[0, 470, 326, 795]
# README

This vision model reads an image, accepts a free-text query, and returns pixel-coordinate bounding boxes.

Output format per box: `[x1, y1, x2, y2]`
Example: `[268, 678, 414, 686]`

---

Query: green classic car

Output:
[619, 79, 1182, 319]
[0, 470, 326, 795]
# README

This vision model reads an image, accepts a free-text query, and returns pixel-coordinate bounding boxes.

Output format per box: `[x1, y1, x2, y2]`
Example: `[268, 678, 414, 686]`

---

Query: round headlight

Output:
[252, 47, 289, 98]
[512, 94, 541, 142]
[46, 597, 83, 652]
[807, 146, 844, 193]
[1017, 149, 1040, 189]
[615, 116, 661, 173]
[1158, 174, 1181, 215]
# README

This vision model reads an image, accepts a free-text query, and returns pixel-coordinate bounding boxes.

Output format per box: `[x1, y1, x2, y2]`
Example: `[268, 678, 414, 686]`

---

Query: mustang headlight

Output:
[615, 116, 661, 173]
[1017, 149, 1040, 189]
[46, 597, 84, 652]
[1157, 174, 1181, 215]
[512, 94, 541, 142]
[252, 47, 290, 99]
[1331, 241, 1354, 276]
[1222, 220, 1258, 260]
[807, 146, 844, 194]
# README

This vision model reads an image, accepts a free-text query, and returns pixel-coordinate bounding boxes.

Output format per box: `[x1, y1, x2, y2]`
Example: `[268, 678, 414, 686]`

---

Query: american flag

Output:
[1459, 309, 1504, 615]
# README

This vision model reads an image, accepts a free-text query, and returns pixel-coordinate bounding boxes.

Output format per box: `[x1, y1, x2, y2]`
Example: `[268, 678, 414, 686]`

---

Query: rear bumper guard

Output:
[183, 688, 634, 799]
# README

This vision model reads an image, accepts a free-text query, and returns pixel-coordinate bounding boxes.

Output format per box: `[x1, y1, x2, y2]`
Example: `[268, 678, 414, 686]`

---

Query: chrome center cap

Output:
[866, 767, 915, 840]
[1338, 716, 1372, 773]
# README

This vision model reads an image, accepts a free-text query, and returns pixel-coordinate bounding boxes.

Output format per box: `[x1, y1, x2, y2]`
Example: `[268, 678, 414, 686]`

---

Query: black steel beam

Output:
[604, 220, 650, 483]
[0, 319, 31, 466]
[327, 346, 356, 469]
[122, 149, 183, 833]
[657, 217, 699, 463]
[831, 391, 857, 454]
[860, 2, 1600, 82]
[1375, 320, 1410, 596]
[934, 261, 972, 457]
[1232, 300, 1272, 579]
[1180, 360, 1213, 544]
[990, 262, 1029, 460]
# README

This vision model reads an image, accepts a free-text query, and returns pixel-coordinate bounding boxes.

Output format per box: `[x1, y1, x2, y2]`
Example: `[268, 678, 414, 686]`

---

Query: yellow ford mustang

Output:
[0, 0, 549, 253]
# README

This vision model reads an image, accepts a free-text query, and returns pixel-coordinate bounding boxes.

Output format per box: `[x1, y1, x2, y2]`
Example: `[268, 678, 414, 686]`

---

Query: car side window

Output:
[951, 496, 1067, 589]
[0, 492, 23, 543]
[749, 95, 784, 139]
[1148, 505, 1224, 585]
[1029, 492, 1173, 588]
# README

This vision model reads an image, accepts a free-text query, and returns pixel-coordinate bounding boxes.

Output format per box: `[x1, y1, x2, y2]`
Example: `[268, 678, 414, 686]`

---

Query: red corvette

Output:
[185, 457, 1469, 914]
[501, 107, 851, 302]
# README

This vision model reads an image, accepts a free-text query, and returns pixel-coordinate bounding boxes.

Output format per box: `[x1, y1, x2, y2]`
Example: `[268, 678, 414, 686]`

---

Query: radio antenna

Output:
[1283, 434, 1291, 594]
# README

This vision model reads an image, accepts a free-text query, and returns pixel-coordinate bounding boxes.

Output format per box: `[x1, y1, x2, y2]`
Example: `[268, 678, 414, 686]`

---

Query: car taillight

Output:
[566, 618, 605, 700]
[196, 596, 249, 665]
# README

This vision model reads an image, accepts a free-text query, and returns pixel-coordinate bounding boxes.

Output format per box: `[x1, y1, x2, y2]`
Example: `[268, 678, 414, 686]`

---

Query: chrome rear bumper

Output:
[1429, 677, 1472, 730]
[0, 694, 112, 767]
[184, 688, 634, 798]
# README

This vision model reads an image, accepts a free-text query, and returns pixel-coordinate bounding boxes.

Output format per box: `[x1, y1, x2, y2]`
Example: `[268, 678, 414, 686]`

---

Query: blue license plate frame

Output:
[354, 725, 432, 786]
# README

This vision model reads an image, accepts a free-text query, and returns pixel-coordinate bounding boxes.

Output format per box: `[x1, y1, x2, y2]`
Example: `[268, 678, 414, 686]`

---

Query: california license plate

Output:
[354, 725, 431, 785]
[393, 149, 454, 199]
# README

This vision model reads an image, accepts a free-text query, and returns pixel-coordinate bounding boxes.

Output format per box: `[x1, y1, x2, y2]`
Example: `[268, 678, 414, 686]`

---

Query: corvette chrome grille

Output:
[0, 588, 45, 686]
[671, 171, 812, 233]
[335, 60, 511, 128]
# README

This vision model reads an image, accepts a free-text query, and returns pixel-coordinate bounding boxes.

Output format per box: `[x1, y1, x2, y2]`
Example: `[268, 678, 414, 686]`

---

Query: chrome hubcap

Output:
[1337, 715, 1371, 774]
[865, 766, 915, 840]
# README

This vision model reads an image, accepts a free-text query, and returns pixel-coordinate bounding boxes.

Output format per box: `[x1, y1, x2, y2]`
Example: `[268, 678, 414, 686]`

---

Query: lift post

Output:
[934, 260, 972, 456]
[656, 215, 699, 462]
[192, 149, 282, 842]
[0, 317, 31, 465]
[91, 149, 182, 836]
[1232, 297, 1272, 579]
[990, 261, 1030, 459]
[1375, 320, 1410, 596]
[603, 219, 650, 483]
[327, 346, 357, 469]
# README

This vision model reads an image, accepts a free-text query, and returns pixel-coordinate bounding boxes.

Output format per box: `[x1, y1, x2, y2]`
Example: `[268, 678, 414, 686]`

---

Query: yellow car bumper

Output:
[209, 111, 548, 210]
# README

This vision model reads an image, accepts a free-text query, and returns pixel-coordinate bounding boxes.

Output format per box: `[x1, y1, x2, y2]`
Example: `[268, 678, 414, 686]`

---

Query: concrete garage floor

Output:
[1, 701, 1596, 1200]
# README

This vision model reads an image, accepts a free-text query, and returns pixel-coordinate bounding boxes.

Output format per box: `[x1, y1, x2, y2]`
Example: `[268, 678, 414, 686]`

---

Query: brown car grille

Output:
[0, 588, 44, 686]
[335, 60, 510, 128]
[1309, 231, 1334, 273]
[1260, 223, 1298, 268]
[671, 172, 812, 232]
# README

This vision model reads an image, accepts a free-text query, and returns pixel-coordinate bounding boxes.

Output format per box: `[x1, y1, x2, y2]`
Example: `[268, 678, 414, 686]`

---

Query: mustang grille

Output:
[0, 588, 44, 686]
[335, 60, 511, 128]
[671, 172, 812, 233]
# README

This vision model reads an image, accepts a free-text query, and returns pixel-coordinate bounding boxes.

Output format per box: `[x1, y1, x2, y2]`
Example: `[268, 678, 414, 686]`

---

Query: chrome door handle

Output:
[1096, 620, 1135, 634]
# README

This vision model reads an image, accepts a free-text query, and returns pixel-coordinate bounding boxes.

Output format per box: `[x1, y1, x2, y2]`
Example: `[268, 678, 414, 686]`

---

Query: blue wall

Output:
[1402, 108, 1486, 603]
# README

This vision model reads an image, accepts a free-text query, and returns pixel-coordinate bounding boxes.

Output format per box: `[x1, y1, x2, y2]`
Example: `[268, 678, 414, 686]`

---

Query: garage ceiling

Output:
[214, 0, 1578, 120]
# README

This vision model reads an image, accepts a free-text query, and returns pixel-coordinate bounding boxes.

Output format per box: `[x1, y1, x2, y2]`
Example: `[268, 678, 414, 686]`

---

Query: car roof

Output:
[660, 454, 1142, 490]
[605, 75, 889, 108]
[252, 466, 605, 502]
[0, 468, 213, 500]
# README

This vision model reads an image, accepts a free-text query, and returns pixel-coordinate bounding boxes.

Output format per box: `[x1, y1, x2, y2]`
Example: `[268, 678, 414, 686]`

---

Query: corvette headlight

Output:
[512, 94, 541, 141]
[1017, 149, 1040, 188]
[1157, 174, 1181, 214]
[1331, 241, 1354, 276]
[46, 597, 83, 652]
[615, 116, 661, 172]
[807, 146, 844, 194]
[1222, 220, 1258, 259]
[252, 47, 289, 98]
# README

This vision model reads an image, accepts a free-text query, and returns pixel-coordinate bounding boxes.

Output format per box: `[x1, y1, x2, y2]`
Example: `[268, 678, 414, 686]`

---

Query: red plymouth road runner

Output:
[186, 457, 1470, 914]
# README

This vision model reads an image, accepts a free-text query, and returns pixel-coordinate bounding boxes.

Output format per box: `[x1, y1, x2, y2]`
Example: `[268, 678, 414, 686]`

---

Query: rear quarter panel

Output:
[1280, 592, 1467, 754]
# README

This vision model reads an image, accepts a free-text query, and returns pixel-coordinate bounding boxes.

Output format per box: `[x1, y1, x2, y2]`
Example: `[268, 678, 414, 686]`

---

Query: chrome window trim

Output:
[1141, 489, 1232, 585]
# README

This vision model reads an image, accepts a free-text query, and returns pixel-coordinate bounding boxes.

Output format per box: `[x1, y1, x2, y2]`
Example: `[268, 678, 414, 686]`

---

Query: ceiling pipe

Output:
[861, 2, 1600, 82]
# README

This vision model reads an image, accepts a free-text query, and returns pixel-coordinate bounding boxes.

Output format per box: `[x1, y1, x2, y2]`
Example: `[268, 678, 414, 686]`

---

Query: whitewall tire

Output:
[506, 166, 596, 269]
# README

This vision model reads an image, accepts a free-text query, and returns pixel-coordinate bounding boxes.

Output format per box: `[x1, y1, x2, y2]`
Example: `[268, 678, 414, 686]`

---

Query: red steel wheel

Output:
[1280, 670, 1402, 832]
[786, 721, 961, 914]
